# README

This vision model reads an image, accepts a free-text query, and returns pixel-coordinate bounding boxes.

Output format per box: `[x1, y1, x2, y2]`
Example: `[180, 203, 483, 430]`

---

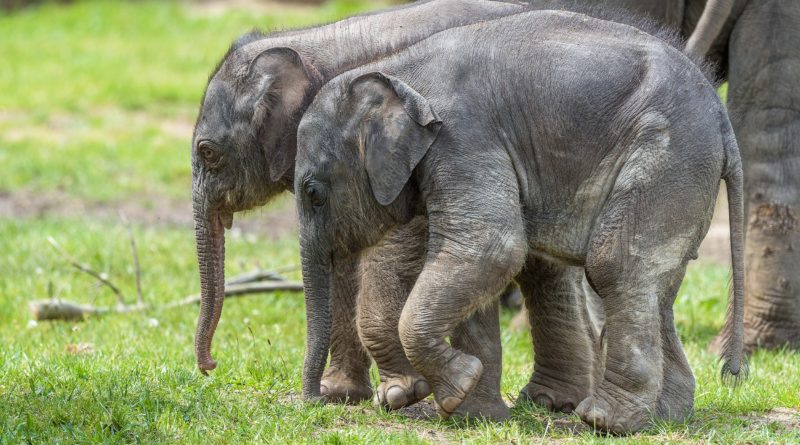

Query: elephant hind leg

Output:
[515, 257, 598, 414]
[576, 133, 717, 434]
[449, 301, 509, 421]
[656, 278, 696, 422]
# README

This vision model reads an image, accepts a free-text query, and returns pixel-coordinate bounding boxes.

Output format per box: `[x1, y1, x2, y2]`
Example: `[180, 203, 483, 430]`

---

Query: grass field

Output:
[1, 1, 798, 443]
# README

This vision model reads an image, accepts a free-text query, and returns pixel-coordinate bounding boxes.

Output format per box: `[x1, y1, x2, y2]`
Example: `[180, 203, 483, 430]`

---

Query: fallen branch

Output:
[226, 269, 286, 285]
[164, 280, 304, 309]
[29, 269, 302, 321]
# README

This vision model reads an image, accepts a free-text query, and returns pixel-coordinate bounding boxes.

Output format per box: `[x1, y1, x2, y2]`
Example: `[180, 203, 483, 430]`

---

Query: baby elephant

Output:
[295, 10, 745, 434]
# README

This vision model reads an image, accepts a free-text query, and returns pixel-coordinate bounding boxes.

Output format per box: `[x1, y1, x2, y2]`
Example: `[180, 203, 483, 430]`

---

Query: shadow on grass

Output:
[383, 397, 800, 441]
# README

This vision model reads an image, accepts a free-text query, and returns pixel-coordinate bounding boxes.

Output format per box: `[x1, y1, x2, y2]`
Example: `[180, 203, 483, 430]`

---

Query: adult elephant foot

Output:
[517, 372, 586, 413]
[320, 366, 373, 404]
[374, 374, 431, 410]
[574, 385, 650, 436]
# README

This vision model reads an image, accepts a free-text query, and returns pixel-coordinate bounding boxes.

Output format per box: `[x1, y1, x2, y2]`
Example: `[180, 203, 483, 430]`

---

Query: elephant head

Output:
[294, 72, 440, 397]
[191, 40, 321, 374]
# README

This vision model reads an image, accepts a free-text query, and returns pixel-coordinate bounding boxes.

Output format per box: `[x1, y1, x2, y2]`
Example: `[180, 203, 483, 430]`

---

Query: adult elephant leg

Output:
[320, 252, 373, 403]
[515, 257, 600, 414]
[358, 217, 431, 410]
[727, 0, 800, 350]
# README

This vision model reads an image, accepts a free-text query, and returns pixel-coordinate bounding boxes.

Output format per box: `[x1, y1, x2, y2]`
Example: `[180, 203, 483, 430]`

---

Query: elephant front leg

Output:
[516, 258, 600, 414]
[359, 218, 508, 419]
[321, 253, 373, 404]
[357, 218, 432, 411]
[399, 226, 526, 418]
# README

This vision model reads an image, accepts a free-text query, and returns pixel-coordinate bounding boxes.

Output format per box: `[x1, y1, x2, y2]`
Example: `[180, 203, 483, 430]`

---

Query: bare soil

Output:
[0, 188, 298, 241]
[187, 0, 318, 17]
[0, 185, 731, 258]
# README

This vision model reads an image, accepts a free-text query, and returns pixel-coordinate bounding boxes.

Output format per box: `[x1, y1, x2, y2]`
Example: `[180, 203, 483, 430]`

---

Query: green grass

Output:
[0, 0, 385, 202]
[1, 1, 798, 443]
[2, 217, 799, 443]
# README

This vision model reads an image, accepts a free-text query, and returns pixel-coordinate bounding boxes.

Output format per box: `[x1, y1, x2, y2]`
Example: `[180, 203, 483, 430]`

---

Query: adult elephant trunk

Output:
[193, 193, 232, 374]
[299, 233, 333, 400]
[685, 0, 734, 58]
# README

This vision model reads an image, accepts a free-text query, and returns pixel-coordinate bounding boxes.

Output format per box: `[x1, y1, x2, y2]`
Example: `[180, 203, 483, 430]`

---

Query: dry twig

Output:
[119, 211, 143, 305]
[46, 236, 127, 306]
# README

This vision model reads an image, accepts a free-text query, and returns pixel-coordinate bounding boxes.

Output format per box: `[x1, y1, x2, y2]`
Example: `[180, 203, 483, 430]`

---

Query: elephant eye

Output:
[197, 141, 221, 166]
[304, 180, 327, 209]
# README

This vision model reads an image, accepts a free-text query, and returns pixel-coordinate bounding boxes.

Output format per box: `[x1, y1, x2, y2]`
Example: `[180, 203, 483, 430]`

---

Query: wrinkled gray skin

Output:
[597, 0, 800, 353]
[359, 0, 730, 418]
[295, 11, 746, 433]
[190, 0, 525, 403]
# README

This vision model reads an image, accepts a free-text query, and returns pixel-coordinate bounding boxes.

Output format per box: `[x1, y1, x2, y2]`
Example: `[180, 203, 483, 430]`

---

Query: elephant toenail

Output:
[385, 385, 407, 408]
[413, 380, 431, 399]
[533, 394, 554, 411]
[440, 396, 462, 414]
[320, 383, 331, 396]
[560, 402, 575, 413]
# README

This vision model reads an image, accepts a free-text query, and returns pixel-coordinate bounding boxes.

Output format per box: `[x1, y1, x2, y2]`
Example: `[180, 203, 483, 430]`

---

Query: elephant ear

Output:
[245, 47, 320, 182]
[348, 72, 442, 206]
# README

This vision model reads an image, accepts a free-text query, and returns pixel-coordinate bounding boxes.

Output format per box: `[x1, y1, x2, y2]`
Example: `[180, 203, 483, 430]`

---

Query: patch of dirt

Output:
[0, 107, 196, 144]
[396, 399, 439, 421]
[65, 342, 95, 355]
[742, 407, 800, 431]
[187, 0, 318, 17]
[0, 188, 298, 241]
[339, 400, 453, 444]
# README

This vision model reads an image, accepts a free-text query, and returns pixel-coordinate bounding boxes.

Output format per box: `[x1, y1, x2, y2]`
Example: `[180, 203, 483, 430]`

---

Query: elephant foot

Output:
[656, 350, 695, 422]
[517, 372, 587, 413]
[655, 385, 694, 422]
[575, 386, 650, 435]
[431, 353, 484, 418]
[448, 393, 509, 421]
[374, 374, 431, 410]
[320, 367, 373, 404]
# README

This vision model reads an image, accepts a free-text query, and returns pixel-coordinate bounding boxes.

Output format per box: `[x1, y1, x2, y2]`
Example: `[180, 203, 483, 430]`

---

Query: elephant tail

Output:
[685, 0, 734, 58]
[719, 112, 747, 384]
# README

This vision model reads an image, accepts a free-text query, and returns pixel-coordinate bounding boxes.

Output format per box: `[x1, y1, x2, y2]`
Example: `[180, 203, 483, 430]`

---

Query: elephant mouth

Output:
[218, 210, 233, 230]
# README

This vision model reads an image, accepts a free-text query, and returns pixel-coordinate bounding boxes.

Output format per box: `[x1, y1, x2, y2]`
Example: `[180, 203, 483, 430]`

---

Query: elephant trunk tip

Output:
[196, 333, 219, 375]
[197, 357, 217, 375]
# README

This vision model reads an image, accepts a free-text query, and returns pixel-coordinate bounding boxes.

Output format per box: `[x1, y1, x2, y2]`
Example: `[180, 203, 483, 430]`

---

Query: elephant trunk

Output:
[685, 0, 734, 58]
[299, 234, 333, 399]
[193, 194, 231, 374]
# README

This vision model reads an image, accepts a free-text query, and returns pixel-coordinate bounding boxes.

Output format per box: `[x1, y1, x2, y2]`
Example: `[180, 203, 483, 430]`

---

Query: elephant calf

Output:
[294, 10, 746, 434]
